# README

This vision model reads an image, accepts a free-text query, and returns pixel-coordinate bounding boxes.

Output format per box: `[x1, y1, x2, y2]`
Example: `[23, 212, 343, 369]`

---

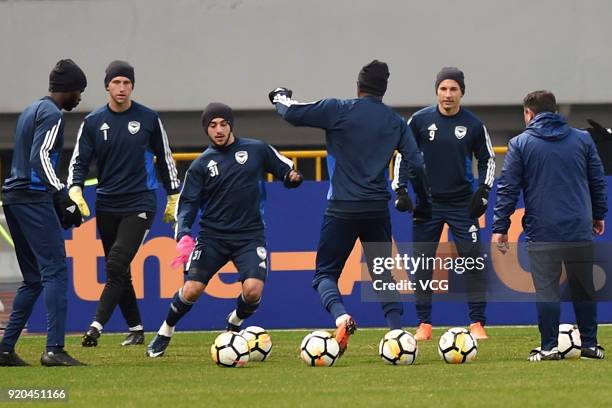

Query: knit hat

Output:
[104, 60, 135, 88]
[48, 59, 87, 92]
[435, 66, 465, 95]
[201, 102, 234, 130]
[357, 60, 389, 96]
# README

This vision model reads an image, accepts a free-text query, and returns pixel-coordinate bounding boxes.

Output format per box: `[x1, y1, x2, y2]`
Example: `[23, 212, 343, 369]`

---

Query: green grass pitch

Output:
[1, 326, 611, 407]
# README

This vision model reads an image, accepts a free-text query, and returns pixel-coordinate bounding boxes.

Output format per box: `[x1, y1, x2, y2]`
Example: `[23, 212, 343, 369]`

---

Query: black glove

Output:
[53, 190, 82, 229]
[586, 118, 612, 143]
[283, 170, 303, 188]
[268, 87, 293, 105]
[394, 188, 413, 212]
[467, 184, 490, 218]
[413, 202, 432, 221]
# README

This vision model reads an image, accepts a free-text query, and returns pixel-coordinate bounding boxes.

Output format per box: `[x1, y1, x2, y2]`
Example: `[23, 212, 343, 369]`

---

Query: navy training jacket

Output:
[274, 95, 430, 215]
[401, 105, 495, 203]
[493, 112, 607, 242]
[3, 97, 66, 204]
[175, 137, 295, 241]
[67, 101, 180, 212]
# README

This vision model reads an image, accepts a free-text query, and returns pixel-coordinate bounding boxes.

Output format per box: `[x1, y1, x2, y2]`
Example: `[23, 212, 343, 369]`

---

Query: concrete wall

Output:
[1, 0, 611, 113]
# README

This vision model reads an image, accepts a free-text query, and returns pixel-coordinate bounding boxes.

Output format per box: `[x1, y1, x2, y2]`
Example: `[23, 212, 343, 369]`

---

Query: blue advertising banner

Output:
[27, 181, 612, 332]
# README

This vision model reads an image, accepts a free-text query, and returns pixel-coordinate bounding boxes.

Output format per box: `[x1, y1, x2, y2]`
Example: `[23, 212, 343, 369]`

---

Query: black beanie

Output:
[201, 102, 234, 130]
[104, 60, 135, 88]
[435, 67, 465, 95]
[357, 60, 389, 97]
[48, 59, 87, 92]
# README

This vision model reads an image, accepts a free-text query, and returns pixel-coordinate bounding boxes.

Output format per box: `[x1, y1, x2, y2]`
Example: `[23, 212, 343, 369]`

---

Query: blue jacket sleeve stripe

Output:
[39, 117, 64, 191]
[67, 122, 84, 186]
[483, 125, 496, 188]
[391, 153, 402, 191]
[392, 117, 413, 189]
[157, 118, 180, 190]
[268, 144, 294, 169]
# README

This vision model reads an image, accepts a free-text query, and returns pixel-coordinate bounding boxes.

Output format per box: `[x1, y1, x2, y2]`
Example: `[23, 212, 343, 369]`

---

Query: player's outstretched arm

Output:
[268, 87, 339, 129]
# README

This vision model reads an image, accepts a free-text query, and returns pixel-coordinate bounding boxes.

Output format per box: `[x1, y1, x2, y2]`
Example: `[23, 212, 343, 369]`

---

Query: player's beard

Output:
[64, 99, 78, 111]
[209, 132, 234, 148]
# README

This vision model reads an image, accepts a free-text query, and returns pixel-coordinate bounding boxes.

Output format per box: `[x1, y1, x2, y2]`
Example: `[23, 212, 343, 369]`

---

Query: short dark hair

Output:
[523, 90, 557, 115]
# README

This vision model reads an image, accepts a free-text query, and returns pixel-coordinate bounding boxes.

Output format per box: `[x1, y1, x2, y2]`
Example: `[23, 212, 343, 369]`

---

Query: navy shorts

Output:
[186, 237, 268, 285]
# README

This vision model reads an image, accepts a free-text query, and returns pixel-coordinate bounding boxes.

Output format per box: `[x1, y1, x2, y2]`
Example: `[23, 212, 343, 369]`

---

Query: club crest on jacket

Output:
[455, 126, 467, 139]
[128, 121, 140, 134]
[235, 151, 248, 164]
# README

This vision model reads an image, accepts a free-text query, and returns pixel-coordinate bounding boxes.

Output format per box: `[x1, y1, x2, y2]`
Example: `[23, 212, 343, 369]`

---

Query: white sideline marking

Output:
[35, 323, 611, 338]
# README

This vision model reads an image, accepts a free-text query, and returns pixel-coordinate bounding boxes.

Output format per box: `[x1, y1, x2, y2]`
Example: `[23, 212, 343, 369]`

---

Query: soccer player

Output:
[394, 67, 495, 341]
[146, 102, 302, 357]
[269, 60, 431, 355]
[0, 59, 87, 366]
[68, 61, 181, 347]
[493, 90, 607, 361]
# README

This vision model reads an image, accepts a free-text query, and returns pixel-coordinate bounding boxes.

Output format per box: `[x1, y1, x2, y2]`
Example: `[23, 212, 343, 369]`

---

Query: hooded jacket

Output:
[493, 112, 607, 242]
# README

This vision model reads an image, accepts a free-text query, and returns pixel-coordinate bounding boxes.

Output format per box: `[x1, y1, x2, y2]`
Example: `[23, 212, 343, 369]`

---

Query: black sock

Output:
[236, 294, 260, 320]
[165, 289, 193, 327]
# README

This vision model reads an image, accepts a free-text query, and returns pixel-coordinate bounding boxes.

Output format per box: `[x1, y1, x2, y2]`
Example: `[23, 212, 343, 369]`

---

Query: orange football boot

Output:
[469, 322, 489, 340]
[414, 323, 433, 341]
[334, 315, 357, 356]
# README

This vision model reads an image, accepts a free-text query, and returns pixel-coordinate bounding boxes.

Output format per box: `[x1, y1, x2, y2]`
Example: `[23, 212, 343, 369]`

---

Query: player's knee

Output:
[242, 288, 261, 304]
[39, 260, 68, 282]
[106, 247, 133, 276]
[182, 280, 205, 302]
[106, 267, 130, 287]
[241, 279, 263, 303]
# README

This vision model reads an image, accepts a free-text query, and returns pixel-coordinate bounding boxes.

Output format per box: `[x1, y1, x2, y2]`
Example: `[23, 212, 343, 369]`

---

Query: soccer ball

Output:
[379, 329, 418, 365]
[210, 331, 250, 367]
[558, 324, 581, 359]
[300, 330, 340, 367]
[438, 327, 478, 364]
[240, 326, 273, 362]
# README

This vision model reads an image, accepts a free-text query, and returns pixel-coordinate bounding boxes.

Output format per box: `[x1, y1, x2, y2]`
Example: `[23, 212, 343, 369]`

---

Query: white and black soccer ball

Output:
[558, 324, 581, 359]
[240, 326, 273, 362]
[379, 329, 418, 365]
[438, 327, 478, 364]
[210, 331, 250, 367]
[300, 330, 340, 367]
